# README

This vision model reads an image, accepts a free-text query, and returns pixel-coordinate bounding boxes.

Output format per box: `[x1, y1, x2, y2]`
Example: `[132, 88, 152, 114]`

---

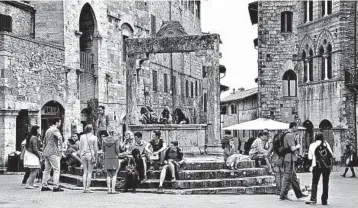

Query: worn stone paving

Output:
[0, 167, 357, 208]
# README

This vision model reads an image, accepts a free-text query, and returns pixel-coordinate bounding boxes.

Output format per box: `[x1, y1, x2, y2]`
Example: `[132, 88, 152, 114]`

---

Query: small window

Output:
[0, 14, 12, 32]
[304, 1, 313, 23]
[172, 76, 176, 95]
[191, 81, 194, 98]
[151, 15, 156, 36]
[204, 93, 207, 112]
[282, 70, 297, 97]
[186, 80, 189, 98]
[309, 49, 313, 82]
[281, 11, 293, 33]
[195, 81, 198, 96]
[122, 35, 128, 62]
[195, 1, 201, 19]
[302, 50, 307, 82]
[220, 106, 227, 114]
[202, 66, 207, 78]
[152, 70, 158, 92]
[164, 73, 168, 93]
[327, 44, 332, 79]
[231, 104, 237, 114]
[327, 0, 332, 15]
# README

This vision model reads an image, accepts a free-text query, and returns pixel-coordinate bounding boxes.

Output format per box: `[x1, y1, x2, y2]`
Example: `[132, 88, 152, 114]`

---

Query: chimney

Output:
[232, 88, 236, 94]
[239, 87, 245, 92]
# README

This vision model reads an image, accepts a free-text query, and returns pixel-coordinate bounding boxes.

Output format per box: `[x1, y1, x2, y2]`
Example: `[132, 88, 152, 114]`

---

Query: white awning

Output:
[222, 118, 305, 131]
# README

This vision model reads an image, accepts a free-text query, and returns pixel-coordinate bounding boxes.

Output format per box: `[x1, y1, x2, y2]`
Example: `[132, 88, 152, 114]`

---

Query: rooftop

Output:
[221, 87, 258, 103]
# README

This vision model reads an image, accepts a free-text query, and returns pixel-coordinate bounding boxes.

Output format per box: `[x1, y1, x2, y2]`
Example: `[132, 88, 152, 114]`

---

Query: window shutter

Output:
[309, 1, 313, 21]
[304, 1, 307, 23]
[283, 80, 289, 96]
[281, 12, 285, 32]
[287, 12, 292, 32]
[289, 80, 296, 97]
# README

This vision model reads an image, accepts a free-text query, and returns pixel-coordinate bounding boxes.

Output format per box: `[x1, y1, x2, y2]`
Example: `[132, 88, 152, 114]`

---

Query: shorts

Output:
[107, 169, 117, 177]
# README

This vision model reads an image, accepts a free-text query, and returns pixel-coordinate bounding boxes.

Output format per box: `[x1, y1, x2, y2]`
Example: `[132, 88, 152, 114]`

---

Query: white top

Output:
[308, 140, 333, 168]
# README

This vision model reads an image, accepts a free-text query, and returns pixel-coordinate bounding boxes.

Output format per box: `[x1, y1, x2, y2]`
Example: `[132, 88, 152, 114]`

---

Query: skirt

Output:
[104, 158, 119, 170]
[24, 150, 40, 169]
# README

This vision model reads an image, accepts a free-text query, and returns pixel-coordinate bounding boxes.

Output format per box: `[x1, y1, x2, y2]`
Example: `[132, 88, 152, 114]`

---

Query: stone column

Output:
[306, 1, 310, 22]
[325, 0, 328, 16]
[126, 53, 140, 129]
[324, 55, 328, 80]
[0, 110, 18, 169]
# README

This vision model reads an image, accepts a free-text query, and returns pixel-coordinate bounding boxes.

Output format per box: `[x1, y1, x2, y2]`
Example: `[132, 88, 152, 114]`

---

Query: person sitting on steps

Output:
[145, 130, 167, 171]
[157, 141, 184, 193]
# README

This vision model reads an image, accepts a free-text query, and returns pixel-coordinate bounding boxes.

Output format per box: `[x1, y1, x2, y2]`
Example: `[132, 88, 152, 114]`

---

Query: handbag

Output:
[86, 134, 96, 164]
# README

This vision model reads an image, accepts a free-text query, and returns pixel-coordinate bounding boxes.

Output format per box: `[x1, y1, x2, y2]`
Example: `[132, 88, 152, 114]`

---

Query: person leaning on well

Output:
[41, 118, 64, 192]
[79, 124, 98, 193]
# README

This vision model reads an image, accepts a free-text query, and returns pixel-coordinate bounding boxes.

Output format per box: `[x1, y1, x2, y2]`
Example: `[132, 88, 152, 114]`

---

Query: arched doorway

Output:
[16, 110, 30, 151]
[302, 120, 314, 150]
[319, 119, 334, 152]
[41, 101, 65, 140]
[79, 3, 98, 106]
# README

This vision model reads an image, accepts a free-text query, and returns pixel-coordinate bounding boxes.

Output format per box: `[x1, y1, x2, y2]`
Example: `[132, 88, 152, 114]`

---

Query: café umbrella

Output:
[222, 118, 305, 131]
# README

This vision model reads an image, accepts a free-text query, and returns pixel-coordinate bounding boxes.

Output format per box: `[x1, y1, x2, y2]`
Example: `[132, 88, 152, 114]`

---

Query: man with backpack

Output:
[306, 132, 333, 205]
[280, 122, 308, 201]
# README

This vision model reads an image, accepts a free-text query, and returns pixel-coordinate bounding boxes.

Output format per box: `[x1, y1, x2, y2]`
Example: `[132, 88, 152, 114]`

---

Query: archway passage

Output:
[16, 110, 30, 151]
[81, 108, 89, 132]
[319, 119, 333, 129]
[41, 101, 65, 140]
[302, 120, 314, 149]
[319, 119, 334, 154]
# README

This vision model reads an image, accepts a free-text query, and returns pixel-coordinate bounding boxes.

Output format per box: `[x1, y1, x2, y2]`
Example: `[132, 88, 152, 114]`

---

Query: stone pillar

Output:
[202, 47, 222, 155]
[325, 0, 328, 16]
[126, 53, 140, 128]
[306, 2, 310, 22]
[0, 110, 18, 169]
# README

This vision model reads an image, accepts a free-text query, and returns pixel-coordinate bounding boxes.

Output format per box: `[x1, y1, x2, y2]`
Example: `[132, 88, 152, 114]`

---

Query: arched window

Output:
[121, 23, 134, 62]
[309, 49, 313, 81]
[281, 11, 293, 33]
[327, 44, 332, 79]
[302, 50, 307, 82]
[283, 70, 297, 97]
[319, 45, 325, 80]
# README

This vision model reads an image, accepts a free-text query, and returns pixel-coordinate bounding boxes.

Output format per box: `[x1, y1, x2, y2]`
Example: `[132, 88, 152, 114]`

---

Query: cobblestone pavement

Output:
[0, 167, 357, 208]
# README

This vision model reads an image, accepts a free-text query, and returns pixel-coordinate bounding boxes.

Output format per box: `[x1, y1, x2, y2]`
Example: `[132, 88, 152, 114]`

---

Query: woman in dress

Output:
[103, 131, 120, 194]
[79, 124, 98, 193]
[23, 125, 41, 189]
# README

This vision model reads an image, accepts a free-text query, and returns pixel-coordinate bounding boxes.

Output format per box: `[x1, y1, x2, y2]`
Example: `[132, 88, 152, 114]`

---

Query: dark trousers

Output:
[22, 168, 31, 184]
[280, 161, 304, 198]
[310, 167, 331, 203]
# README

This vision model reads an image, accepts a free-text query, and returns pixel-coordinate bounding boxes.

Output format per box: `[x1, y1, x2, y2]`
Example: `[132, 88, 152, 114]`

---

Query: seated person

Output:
[139, 107, 151, 124]
[244, 137, 256, 155]
[157, 141, 184, 193]
[117, 131, 135, 170]
[146, 106, 159, 124]
[222, 134, 250, 170]
[131, 149, 146, 182]
[173, 108, 189, 124]
[249, 132, 273, 174]
[130, 132, 148, 180]
[145, 130, 167, 170]
[159, 108, 173, 124]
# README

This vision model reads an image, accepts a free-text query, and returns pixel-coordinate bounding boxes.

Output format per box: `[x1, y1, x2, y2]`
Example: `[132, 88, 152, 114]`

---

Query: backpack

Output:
[273, 132, 292, 157]
[314, 140, 333, 168]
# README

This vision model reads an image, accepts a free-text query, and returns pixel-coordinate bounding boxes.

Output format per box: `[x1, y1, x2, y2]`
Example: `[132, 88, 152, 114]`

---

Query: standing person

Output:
[79, 124, 98, 193]
[96, 105, 109, 150]
[20, 134, 31, 186]
[145, 130, 167, 170]
[271, 133, 284, 195]
[23, 126, 41, 189]
[102, 131, 120, 194]
[280, 122, 308, 201]
[41, 118, 64, 192]
[306, 133, 333, 205]
[341, 139, 356, 178]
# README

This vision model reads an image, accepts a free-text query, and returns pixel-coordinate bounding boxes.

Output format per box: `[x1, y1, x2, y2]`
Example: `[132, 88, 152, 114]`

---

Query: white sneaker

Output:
[25, 185, 36, 189]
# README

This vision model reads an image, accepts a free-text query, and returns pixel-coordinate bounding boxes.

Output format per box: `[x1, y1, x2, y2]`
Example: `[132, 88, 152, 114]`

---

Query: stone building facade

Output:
[0, 0, 212, 168]
[249, 0, 358, 159]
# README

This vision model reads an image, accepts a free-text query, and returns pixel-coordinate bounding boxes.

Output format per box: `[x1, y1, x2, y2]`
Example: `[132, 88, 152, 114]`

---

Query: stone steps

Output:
[60, 173, 275, 189]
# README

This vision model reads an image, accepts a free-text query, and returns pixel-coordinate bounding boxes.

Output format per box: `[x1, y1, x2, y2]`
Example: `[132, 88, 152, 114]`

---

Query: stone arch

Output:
[315, 29, 334, 54]
[299, 34, 315, 56]
[302, 119, 314, 149]
[41, 100, 65, 139]
[121, 23, 134, 37]
[79, 3, 98, 51]
[319, 119, 333, 129]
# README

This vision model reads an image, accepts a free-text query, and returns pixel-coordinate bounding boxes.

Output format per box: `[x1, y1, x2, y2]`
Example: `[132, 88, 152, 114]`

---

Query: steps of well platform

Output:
[60, 184, 277, 195]
[60, 173, 275, 189]
[69, 167, 269, 180]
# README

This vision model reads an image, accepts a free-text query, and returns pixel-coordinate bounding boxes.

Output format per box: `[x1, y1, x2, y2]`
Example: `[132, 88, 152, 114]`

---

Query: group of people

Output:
[222, 122, 346, 205]
[140, 107, 189, 125]
[20, 113, 185, 194]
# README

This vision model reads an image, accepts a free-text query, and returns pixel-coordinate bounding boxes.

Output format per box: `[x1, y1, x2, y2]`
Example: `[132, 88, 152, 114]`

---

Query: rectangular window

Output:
[164, 73, 168, 93]
[153, 70, 158, 92]
[0, 14, 12, 32]
[204, 93, 207, 112]
[304, 1, 307, 23]
[327, 0, 332, 15]
[309, 1, 313, 21]
[195, 1, 201, 19]
[283, 80, 289, 96]
[172, 76, 176, 95]
[122, 35, 128, 62]
[195, 81, 198, 96]
[233, 130, 238, 138]
[289, 80, 296, 97]
[322, 1, 326, 17]
[186, 80, 189, 98]
[231, 105, 237, 114]
[191, 81, 194, 98]
[281, 12, 292, 33]
[202, 66, 207, 78]
[151, 15, 156, 36]
[220, 106, 227, 114]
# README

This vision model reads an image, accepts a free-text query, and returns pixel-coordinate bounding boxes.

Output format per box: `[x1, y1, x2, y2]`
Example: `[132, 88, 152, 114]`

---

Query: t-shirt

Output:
[283, 132, 297, 162]
[150, 139, 164, 152]
[130, 140, 148, 154]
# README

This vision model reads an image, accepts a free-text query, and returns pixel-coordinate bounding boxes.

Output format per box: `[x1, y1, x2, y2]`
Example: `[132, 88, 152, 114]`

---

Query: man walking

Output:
[280, 122, 307, 200]
[41, 118, 64, 192]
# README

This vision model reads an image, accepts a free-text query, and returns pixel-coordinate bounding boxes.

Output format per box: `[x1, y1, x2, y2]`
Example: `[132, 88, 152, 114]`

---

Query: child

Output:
[102, 131, 120, 194]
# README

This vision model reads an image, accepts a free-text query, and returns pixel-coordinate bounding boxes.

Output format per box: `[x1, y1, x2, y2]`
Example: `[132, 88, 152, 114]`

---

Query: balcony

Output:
[80, 51, 93, 71]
